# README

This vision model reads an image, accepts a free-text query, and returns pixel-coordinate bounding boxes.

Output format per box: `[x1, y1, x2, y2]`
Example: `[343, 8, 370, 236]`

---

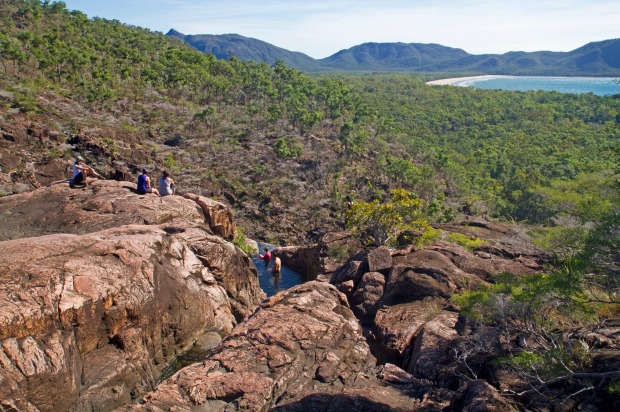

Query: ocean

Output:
[453, 76, 619, 96]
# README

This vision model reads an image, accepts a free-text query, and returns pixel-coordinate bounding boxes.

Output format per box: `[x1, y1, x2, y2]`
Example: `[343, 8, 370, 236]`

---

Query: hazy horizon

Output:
[60, 0, 620, 59]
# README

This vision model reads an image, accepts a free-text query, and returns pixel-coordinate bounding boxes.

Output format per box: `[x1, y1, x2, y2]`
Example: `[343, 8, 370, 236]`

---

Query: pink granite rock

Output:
[367, 246, 393, 273]
[117, 282, 418, 411]
[450, 380, 518, 412]
[350, 272, 386, 322]
[0, 181, 264, 411]
[182, 192, 236, 240]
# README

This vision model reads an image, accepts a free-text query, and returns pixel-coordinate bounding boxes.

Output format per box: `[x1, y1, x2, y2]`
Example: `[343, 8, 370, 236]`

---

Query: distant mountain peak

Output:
[166, 28, 185, 39]
[165, 32, 620, 75]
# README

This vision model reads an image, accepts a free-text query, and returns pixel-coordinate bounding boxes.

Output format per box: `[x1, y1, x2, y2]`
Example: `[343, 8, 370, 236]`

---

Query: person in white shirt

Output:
[159, 170, 176, 196]
[71, 156, 99, 186]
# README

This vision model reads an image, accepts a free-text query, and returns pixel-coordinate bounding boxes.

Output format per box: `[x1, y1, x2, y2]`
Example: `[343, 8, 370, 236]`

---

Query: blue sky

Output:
[60, 1, 619, 59]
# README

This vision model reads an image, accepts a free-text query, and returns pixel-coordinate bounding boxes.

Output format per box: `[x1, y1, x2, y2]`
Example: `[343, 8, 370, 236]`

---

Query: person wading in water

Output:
[259, 248, 272, 268]
[272, 255, 281, 275]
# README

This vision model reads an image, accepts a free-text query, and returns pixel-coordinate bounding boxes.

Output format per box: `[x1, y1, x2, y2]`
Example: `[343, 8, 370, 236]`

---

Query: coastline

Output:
[426, 75, 511, 86]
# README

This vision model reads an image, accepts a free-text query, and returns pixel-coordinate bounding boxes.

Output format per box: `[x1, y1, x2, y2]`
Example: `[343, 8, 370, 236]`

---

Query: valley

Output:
[0, 1, 619, 411]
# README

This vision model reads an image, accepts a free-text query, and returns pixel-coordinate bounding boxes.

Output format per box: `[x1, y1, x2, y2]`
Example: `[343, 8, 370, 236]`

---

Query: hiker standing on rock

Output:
[137, 168, 160, 196]
[159, 171, 176, 196]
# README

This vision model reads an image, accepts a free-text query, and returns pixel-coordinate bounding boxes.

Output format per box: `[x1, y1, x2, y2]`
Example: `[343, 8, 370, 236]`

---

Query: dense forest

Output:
[1, 0, 619, 248]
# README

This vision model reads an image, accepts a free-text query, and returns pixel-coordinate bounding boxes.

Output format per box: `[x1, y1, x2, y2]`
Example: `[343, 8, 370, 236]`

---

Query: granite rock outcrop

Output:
[275, 231, 363, 280]
[0, 180, 264, 411]
[118, 282, 419, 412]
[320, 222, 549, 408]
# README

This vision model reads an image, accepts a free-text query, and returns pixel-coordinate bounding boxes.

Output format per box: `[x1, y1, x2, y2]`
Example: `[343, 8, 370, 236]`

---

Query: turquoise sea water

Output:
[454, 77, 620, 96]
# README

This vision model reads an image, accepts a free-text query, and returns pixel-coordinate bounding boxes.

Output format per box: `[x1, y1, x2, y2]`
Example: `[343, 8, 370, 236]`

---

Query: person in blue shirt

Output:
[137, 169, 160, 196]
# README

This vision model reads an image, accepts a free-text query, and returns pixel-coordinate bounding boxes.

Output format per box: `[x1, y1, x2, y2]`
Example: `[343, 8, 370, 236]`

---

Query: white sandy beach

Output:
[426, 75, 511, 86]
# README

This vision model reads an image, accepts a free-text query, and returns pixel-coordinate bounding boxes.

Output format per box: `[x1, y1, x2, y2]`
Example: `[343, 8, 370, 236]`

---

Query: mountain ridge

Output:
[166, 29, 620, 75]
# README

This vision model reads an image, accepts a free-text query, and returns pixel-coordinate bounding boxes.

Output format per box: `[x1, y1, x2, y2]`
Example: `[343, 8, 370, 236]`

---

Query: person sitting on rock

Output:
[137, 168, 160, 196]
[159, 170, 176, 196]
[71, 156, 99, 187]
[259, 248, 272, 266]
[272, 255, 281, 275]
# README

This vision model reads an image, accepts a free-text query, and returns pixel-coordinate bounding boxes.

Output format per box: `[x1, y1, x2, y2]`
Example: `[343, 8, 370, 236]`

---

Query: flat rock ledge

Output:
[0, 180, 234, 242]
[118, 282, 419, 412]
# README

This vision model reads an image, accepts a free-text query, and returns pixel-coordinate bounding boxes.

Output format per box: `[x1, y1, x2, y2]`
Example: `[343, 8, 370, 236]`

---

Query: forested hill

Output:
[165, 30, 318, 69]
[1, 0, 619, 247]
[169, 30, 620, 75]
[1, 4, 619, 411]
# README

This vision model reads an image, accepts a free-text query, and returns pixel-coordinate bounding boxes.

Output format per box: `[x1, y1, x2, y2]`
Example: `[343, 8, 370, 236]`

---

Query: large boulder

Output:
[382, 264, 457, 306]
[174, 226, 262, 321]
[403, 310, 459, 382]
[371, 297, 448, 365]
[330, 259, 367, 286]
[350, 272, 386, 323]
[450, 380, 518, 412]
[440, 220, 546, 262]
[425, 242, 542, 282]
[273, 245, 319, 279]
[367, 246, 393, 273]
[270, 384, 419, 412]
[118, 282, 418, 411]
[182, 192, 236, 240]
[0, 181, 265, 411]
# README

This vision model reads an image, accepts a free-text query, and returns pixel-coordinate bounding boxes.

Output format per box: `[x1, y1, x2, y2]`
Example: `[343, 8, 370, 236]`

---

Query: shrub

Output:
[273, 136, 303, 158]
[162, 153, 178, 172]
[346, 188, 430, 246]
[447, 232, 484, 250]
[232, 227, 257, 256]
[417, 227, 443, 247]
[328, 244, 350, 261]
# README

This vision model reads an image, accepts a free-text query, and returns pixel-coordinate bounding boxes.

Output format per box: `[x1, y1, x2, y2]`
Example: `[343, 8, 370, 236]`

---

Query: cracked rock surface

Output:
[118, 282, 419, 412]
[0, 181, 264, 411]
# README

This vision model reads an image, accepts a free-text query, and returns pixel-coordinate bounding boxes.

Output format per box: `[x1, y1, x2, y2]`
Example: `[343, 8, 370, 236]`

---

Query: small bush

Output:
[162, 153, 178, 172]
[13, 92, 40, 113]
[447, 232, 484, 250]
[328, 244, 350, 261]
[232, 227, 257, 256]
[47, 147, 63, 159]
[274, 136, 303, 158]
[608, 379, 620, 395]
[417, 227, 443, 247]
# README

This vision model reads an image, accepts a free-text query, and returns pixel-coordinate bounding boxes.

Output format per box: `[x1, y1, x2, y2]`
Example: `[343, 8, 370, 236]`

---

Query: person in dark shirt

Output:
[137, 169, 160, 196]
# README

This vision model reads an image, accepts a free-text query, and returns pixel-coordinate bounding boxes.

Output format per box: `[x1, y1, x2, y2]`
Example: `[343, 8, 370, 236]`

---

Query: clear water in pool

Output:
[251, 242, 305, 297]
